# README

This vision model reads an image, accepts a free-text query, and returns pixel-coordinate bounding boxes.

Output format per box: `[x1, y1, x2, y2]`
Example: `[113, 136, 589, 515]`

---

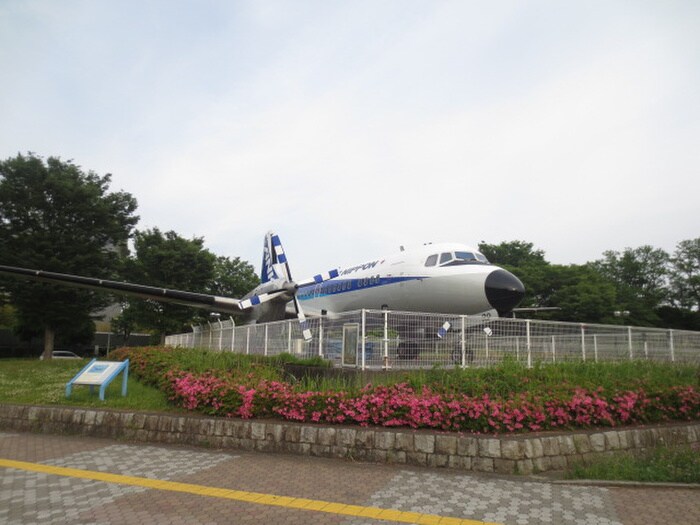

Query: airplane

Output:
[0, 231, 525, 350]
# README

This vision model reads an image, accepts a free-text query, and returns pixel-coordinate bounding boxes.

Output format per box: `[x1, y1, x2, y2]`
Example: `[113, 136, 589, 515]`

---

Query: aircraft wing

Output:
[0, 265, 243, 314]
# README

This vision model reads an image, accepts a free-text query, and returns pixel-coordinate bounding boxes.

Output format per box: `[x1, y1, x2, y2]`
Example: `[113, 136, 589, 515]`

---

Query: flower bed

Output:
[110, 346, 700, 434]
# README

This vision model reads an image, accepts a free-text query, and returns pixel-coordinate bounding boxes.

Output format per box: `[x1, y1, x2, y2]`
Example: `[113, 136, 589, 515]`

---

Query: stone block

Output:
[251, 422, 266, 441]
[309, 444, 330, 457]
[604, 431, 620, 450]
[550, 455, 567, 470]
[558, 435, 576, 455]
[479, 438, 501, 458]
[265, 424, 284, 443]
[500, 440, 524, 460]
[317, 427, 337, 446]
[428, 454, 449, 468]
[457, 436, 477, 456]
[589, 433, 606, 452]
[355, 429, 375, 449]
[395, 432, 414, 451]
[375, 431, 395, 450]
[542, 436, 560, 456]
[236, 422, 251, 439]
[472, 457, 494, 472]
[387, 449, 407, 464]
[337, 428, 356, 447]
[158, 417, 174, 433]
[330, 446, 348, 458]
[573, 434, 591, 454]
[213, 420, 226, 436]
[617, 430, 629, 449]
[523, 439, 543, 458]
[300, 425, 318, 444]
[367, 449, 388, 463]
[414, 434, 435, 454]
[532, 456, 551, 473]
[406, 452, 428, 467]
[494, 458, 516, 474]
[516, 459, 533, 475]
[284, 425, 301, 443]
[435, 435, 458, 455]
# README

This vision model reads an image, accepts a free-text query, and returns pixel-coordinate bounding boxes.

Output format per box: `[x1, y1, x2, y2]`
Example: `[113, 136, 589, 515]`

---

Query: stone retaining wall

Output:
[1, 404, 698, 475]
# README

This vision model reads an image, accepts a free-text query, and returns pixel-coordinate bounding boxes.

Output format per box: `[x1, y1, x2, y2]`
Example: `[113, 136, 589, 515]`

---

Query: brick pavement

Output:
[1, 431, 699, 524]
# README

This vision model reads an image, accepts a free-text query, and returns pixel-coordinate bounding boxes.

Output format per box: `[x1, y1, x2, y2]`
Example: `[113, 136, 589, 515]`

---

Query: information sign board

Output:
[66, 359, 129, 401]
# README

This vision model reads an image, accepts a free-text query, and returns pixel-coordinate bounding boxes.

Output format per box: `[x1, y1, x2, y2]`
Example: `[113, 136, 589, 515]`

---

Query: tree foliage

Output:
[0, 153, 138, 357]
[480, 239, 699, 329]
[120, 228, 217, 341]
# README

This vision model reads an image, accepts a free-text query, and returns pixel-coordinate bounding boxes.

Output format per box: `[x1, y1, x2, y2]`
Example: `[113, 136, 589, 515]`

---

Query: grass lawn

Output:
[565, 445, 700, 483]
[0, 358, 177, 412]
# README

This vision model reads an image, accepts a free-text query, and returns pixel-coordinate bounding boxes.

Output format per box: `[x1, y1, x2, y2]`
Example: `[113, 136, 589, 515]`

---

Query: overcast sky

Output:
[1, 0, 698, 279]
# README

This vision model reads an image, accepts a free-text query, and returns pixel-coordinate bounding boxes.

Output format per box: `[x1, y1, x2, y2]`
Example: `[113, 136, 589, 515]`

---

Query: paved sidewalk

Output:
[1, 431, 698, 524]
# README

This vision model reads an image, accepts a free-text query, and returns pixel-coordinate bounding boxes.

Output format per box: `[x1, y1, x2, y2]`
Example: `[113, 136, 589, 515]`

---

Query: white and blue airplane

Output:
[0, 231, 525, 343]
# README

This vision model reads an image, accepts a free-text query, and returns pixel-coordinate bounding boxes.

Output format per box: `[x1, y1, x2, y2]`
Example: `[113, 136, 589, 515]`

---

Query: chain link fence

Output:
[165, 309, 700, 369]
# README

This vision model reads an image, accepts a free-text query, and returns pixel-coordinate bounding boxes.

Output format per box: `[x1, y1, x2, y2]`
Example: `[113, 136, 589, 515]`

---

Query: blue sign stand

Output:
[66, 359, 129, 401]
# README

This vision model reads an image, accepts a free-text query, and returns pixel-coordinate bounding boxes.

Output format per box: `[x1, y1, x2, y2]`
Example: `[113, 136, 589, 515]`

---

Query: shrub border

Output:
[1, 403, 698, 475]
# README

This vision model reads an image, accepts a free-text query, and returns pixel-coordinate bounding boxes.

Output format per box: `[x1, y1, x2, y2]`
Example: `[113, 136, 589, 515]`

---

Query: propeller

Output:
[238, 233, 339, 342]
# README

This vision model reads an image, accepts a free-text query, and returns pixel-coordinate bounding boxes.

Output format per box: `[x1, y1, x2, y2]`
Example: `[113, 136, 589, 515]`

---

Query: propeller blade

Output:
[292, 296, 312, 342]
[296, 269, 340, 288]
[238, 290, 287, 310]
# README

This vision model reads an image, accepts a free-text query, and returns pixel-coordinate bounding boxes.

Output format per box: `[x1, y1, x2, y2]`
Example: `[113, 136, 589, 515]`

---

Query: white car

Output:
[39, 350, 82, 360]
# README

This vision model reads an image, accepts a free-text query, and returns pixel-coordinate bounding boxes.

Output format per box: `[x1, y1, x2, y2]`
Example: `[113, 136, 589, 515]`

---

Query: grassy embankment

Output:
[0, 358, 174, 411]
[1, 350, 698, 482]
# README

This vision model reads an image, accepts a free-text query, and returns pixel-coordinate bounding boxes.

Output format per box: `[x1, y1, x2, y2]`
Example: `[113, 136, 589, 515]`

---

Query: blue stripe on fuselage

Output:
[297, 275, 422, 301]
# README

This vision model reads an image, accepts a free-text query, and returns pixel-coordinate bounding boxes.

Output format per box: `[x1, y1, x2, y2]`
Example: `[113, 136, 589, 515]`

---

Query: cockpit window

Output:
[455, 251, 478, 262]
[439, 251, 490, 266]
[425, 254, 438, 267]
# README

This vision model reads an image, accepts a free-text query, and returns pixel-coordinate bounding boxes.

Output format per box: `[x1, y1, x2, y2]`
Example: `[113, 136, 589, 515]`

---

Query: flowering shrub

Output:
[111, 347, 700, 434]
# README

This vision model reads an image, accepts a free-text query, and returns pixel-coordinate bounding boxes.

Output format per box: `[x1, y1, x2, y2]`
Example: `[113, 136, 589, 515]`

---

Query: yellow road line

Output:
[0, 457, 501, 525]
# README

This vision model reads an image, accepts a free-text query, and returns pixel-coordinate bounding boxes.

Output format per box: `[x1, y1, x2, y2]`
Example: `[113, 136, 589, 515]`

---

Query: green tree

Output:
[478, 240, 546, 268]
[0, 153, 138, 358]
[548, 265, 619, 323]
[122, 228, 216, 342]
[669, 238, 700, 311]
[209, 255, 259, 299]
[593, 246, 670, 326]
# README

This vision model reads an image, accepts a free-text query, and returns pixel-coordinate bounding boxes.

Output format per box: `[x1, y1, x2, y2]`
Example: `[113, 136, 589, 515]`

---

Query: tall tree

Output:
[478, 240, 546, 268]
[669, 238, 700, 311]
[593, 246, 670, 326]
[121, 228, 216, 342]
[0, 153, 138, 358]
[209, 256, 259, 299]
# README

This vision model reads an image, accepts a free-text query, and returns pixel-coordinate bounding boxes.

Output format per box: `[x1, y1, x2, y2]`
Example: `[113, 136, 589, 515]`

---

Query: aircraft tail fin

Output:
[261, 232, 276, 283]
[260, 231, 290, 283]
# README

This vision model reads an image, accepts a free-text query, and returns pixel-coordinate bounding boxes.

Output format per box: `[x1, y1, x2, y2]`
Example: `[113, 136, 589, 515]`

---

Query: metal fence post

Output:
[288, 321, 292, 353]
[526, 320, 532, 368]
[361, 309, 366, 371]
[264, 324, 268, 356]
[218, 319, 223, 351]
[208, 322, 213, 349]
[461, 315, 466, 368]
[669, 329, 675, 362]
[593, 334, 598, 362]
[580, 324, 586, 362]
[319, 314, 324, 358]
[551, 335, 556, 363]
[230, 317, 235, 352]
[628, 326, 633, 360]
[383, 309, 389, 369]
[246, 326, 250, 355]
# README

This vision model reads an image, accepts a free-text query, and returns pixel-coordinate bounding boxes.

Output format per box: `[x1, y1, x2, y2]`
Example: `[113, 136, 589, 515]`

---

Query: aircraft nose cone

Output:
[485, 269, 525, 314]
